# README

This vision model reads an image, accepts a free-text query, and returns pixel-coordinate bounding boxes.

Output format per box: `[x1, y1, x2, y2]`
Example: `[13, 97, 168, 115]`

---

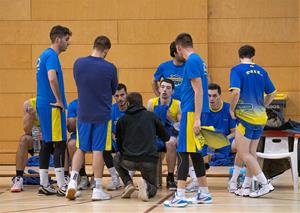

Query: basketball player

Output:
[229, 45, 276, 197]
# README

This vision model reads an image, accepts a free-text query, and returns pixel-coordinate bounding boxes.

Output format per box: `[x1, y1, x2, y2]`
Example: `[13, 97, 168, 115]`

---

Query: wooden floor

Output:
[0, 166, 299, 213]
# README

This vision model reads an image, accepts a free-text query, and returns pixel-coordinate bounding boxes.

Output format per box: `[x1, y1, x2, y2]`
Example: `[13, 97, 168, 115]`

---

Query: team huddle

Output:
[10, 25, 276, 208]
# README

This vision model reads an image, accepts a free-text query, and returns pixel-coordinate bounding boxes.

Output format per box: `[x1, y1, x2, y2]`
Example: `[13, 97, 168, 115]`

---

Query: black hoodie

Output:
[116, 105, 170, 163]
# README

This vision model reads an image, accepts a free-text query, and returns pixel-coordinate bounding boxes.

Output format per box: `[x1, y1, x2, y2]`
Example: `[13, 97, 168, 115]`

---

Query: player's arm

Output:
[146, 99, 153, 111]
[23, 100, 35, 135]
[67, 117, 76, 133]
[152, 79, 160, 97]
[48, 70, 64, 109]
[229, 89, 240, 119]
[191, 77, 203, 135]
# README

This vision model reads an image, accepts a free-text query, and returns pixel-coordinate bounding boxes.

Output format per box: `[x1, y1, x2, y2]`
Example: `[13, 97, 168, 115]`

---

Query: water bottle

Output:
[32, 126, 41, 153]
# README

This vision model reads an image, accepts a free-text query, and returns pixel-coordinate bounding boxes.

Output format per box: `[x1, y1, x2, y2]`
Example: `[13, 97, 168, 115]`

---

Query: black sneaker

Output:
[38, 185, 57, 196]
[56, 184, 67, 197]
[166, 176, 177, 191]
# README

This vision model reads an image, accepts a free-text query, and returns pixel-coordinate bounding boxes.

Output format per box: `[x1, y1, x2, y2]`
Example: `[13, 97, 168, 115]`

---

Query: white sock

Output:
[95, 178, 103, 189]
[230, 165, 241, 183]
[188, 166, 197, 182]
[255, 172, 268, 185]
[108, 167, 118, 180]
[242, 176, 252, 188]
[55, 167, 65, 188]
[199, 186, 209, 194]
[176, 188, 185, 198]
[70, 170, 79, 183]
[129, 170, 135, 178]
[39, 169, 49, 187]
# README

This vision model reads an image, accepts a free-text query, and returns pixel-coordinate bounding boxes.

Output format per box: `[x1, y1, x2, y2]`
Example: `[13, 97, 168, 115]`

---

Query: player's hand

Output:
[230, 110, 236, 119]
[50, 100, 65, 111]
[193, 119, 201, 135]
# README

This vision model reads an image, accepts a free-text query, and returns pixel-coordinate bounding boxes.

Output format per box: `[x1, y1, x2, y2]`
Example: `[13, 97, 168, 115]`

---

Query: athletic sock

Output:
[70, 170, 79, 183]
[16, 170, 24, 177]
[230, 165, 241, 183]
[55, 167, 65, 188]
[108, 167, 118, 180]
[188, 166, 197, 182]
[95, 178, 103, 189]
[255, 172, 268, 185]
[199, 186, 209, 194]
[79, 167, 87, 177]
[242, 176, 252, 188]
[176, 188, 185, 198]
[39, 169, 49, 187]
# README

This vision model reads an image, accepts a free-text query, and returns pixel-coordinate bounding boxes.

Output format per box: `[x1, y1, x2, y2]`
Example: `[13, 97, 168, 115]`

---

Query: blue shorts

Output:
[177, 112, 204, 153]
[236, 119, 263, 140]
[37, 106, 67, 142]
[70, 132, 76, 140]
[156, 137, 166, 152]
[76, 120, 112, 152]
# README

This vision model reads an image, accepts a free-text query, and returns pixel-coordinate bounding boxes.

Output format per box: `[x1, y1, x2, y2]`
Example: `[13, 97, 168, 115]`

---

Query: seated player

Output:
[11, 98, 41, 192]
[103, 83, 128, 190]
[186, 83, 236, 192]
[147, 79, 181, 190]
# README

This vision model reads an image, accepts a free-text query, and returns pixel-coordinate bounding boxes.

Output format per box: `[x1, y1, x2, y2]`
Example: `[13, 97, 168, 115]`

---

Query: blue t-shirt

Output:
[67, 99, 78, 139]
[201, 102, 236, 136]
[111, 103, 125, 134]
[230, 63, 276, 125]
[180, 53, 209, 113]
[36, 48, 67, 108]
[74, 56, 118, 123]
[154, 60, 184, 100]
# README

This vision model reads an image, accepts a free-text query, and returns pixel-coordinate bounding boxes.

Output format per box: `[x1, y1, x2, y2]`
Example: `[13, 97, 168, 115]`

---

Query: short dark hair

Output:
[208, 83, 221, 95]
[161, 78, 175, 90]
[175, 33, 193, 48]
[117, 83, 127, 93]
[238, 45, 255, 59]
[126, 92, 143, 107]
[93, 36, 111, 51]
[50, 25, 72, 43]
[169, 41, 177, 57]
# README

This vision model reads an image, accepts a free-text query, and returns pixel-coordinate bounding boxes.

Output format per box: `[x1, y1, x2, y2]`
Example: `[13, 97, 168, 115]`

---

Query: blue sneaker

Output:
[163, 193, 188, 208]
[188, 192, 213, 204]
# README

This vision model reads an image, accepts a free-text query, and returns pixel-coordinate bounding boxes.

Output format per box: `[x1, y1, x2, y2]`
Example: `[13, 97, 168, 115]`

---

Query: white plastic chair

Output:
[256, 136, 298, 192]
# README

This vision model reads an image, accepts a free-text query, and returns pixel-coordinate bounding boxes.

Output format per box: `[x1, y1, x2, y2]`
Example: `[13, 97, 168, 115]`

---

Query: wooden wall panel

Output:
[0, 21, 117, 45]
[0, 69, 36, 93]
[0, 118, 23, 141]
[0, 0, 30, 20]
[209, 18, 298, 43]
[208, 43, 299, 67]
[32, 0, 118, 20]
[208, 0, 298, 18]
[118, 20, 207, 44]
[0, 45, 32, 69]
[119, 69, 153, 93]
[0, 94, 33, 117]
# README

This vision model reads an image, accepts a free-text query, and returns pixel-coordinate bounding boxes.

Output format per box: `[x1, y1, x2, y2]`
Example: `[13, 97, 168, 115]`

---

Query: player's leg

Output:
[165, 138, 177, 190]
[11, 135, 33, 192]
[138, 161, 158, 201]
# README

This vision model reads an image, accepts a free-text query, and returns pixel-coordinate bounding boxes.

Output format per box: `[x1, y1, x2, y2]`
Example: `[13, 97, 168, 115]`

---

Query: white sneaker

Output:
[228, 181, 238, 193]
[107, 178, 121, 191]
[138, 178, 149, 202]
[186, 181, 199, 193]
[66, 180, 77, 200]
[234, 187, 250, 197]
[78, 176, 90, 190]
[188, 192, 213, 204]
[92, 188, 111, 201]
[249, 181, 274, 198]
[11, 176, 23, 192]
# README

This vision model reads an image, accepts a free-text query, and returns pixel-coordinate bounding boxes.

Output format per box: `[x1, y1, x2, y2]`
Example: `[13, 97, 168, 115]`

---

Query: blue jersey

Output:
[67, 99, 78, 139]
[111, 103, 125, 134]
[74, 56, 118, 123]
[230, 63, 276, 125]
[180, 53, 209, 113]
[201, 102, 236, 136]
[36, 48, 67, 108]
[154, 60, 184, 100]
